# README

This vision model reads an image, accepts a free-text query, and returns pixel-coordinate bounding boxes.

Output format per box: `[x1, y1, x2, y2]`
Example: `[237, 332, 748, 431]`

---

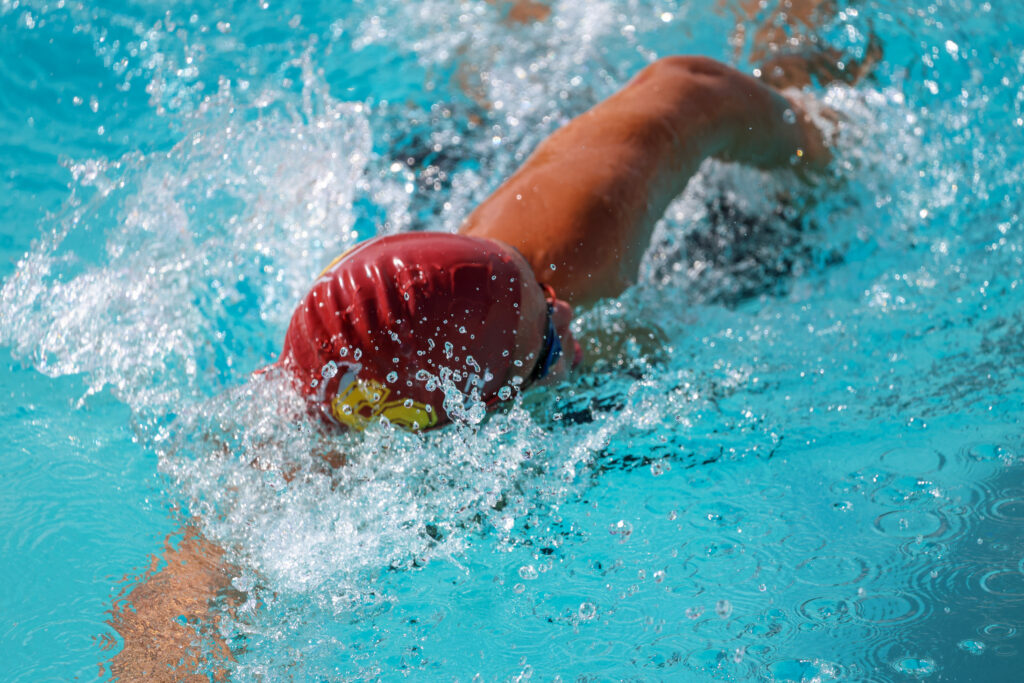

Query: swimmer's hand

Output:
[782, 89, 837, 178]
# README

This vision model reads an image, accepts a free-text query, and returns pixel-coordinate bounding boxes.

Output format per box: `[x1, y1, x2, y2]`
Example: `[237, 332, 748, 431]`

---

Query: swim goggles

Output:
[528, 283, 563, 383]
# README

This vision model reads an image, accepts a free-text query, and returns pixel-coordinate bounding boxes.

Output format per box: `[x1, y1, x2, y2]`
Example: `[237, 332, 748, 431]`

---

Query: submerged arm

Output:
[460, 55, 828, 306]
[105, 526, 236, 682]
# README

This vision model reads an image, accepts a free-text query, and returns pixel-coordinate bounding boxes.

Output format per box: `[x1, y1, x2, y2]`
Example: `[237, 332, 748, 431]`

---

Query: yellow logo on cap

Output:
[331, 377, 438, 431]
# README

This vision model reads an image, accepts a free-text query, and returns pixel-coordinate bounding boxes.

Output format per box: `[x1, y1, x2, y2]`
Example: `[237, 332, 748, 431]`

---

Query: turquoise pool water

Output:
[2, 0, 1023, 680]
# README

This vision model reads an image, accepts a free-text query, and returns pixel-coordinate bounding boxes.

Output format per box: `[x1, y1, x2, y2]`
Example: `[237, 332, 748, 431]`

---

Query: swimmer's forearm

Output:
[648, 56, 829, 172]
[105, 526, 235, 680]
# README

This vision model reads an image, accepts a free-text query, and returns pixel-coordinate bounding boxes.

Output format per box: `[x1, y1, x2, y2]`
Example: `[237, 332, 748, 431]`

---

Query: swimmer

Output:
[271, 55, 830, 433]
[107, 53, 840, 680]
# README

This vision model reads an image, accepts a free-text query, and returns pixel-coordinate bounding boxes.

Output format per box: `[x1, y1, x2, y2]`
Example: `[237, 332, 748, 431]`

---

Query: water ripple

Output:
[987, 488, 1024, 524]
[873, 509, 948, 539]
[794, 554, 870, 587]
[797, 596, 854, 625]
[979, 569, 1024, 598]
[852, 591, 929, 625]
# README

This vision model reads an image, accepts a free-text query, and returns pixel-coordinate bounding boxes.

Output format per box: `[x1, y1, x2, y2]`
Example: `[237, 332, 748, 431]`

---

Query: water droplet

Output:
[518, 565, 538, 580]
[549, 263, 557, 270]
[650, 460, 670, 476]
[686, 606, 705, 619]
[341, 404, 353, 415]
[498, 386, 512, 401]
[353, 349, 362, 361]
[783, 108, 797, 124]
[321, 360, 338, 379]
[513, 583, 525, 594]
[609, 520, 633, 541]
[716, 599, 733, 618]
[386, 371, 398, 383]
[578, 602, 597, 621]
[310, 378, 319, 387]
[339, 347, 348, 357]
[403, 399, 413, 408]
[653, 570, 666, 583]
[957, 640, 985, 655]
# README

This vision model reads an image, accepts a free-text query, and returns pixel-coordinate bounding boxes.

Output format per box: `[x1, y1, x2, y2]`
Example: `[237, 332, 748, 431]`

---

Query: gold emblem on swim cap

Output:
[332, 378, 438, 431]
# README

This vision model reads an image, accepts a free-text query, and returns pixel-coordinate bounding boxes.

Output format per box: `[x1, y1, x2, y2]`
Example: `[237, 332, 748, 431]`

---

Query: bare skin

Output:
[104, 526, 236, 681]
[462, 56, 829, 385]
[104, 53, 835, 680]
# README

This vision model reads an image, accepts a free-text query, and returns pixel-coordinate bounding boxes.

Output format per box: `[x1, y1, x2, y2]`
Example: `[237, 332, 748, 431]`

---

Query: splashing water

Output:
[3, 0, 1024, 680]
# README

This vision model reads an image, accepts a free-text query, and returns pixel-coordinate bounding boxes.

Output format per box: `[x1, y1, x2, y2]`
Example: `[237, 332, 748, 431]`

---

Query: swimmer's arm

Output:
[679, 56, 831, 174]
[461, 56, 829, 305]
[104, 526, 236, 682]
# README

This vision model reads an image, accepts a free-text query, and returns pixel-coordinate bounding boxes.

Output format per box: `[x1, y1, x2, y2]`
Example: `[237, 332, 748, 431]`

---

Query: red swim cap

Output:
[276, 233, 530, 430]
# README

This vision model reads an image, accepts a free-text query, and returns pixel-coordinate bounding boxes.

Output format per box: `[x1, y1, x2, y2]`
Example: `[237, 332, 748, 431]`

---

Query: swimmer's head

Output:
[275, 232, 579, 431]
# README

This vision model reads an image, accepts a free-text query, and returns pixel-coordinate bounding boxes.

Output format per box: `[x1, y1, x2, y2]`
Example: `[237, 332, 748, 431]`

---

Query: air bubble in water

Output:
[578, 602, 597, 621]
[498, 386, 512, 401]
[353, 349, 362, 361]
[518, 565, 538, 580]
[716, 599, 733, 618]
[783, 108, 797, 124]
[321, 361, 338, 379]
[386, 371, 398, 383]
[685, 606, 705, 619]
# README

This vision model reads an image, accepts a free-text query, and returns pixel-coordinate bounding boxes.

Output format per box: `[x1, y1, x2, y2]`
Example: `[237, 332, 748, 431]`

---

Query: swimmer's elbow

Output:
[628, 56, 772, 159]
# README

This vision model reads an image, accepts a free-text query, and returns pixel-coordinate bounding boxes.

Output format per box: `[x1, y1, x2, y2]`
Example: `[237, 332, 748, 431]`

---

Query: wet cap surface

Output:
[278, 233, 528, 430]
